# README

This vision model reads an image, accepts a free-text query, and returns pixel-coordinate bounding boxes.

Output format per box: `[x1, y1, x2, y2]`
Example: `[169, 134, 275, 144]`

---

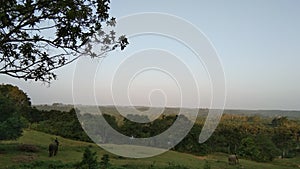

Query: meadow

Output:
[1, 130, 300, 169]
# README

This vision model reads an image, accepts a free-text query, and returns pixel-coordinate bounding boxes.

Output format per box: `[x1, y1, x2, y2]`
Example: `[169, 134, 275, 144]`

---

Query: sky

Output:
[1, 0, 300, 110]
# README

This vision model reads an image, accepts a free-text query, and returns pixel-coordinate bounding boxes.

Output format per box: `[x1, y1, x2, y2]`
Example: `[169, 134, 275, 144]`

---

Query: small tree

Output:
[238, 137, 259, 160]
[272, 127, 296, 158]
[239, 135, 280, 162]
[77, 147, 99, 169]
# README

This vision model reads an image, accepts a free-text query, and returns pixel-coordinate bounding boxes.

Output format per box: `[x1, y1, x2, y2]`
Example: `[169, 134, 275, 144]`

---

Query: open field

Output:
[1, 130, 300, 169]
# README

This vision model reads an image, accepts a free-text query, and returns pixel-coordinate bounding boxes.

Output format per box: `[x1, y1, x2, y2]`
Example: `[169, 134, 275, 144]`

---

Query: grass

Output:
[1, 129, 300, 169]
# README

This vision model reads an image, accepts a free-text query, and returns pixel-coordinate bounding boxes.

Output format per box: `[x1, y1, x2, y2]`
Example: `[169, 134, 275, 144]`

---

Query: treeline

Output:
[26, 106, 300, 162]
[178, 115, 300, 161]
[24, 108, 92, 142]
[1, 84, 300, 163]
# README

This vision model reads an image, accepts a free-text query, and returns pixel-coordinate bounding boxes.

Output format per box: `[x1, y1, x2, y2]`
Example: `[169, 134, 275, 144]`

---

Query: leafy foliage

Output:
[272, 126, 297, 158]
[0, 84, 30, 140]
[121, 114, 152, 138]
[23, 102, 300, 162]
[238, 135, 280, 162]
[76, 147, 99, 169]
[0, 0, 128, 82]
[33, 108, 92, 142]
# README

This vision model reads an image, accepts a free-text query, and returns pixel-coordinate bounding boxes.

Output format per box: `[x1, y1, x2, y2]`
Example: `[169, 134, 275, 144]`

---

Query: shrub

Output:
[76, 147, 99, 169]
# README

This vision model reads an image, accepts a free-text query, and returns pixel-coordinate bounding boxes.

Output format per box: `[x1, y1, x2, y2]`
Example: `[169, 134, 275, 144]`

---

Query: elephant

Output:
[49, 138, 59, 157]
[228, 154, 239, 165]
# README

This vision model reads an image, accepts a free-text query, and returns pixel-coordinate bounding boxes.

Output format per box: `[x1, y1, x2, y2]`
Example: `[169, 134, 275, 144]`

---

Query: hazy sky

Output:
[1, 0, 300, 110]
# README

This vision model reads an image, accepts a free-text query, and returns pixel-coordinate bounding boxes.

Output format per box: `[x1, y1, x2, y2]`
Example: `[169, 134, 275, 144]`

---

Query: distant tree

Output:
[255, 134, 280, 161]
[238, 136, 259, 160]
[122, 114, 151, 138]
[217, 123, 243, 153]
[175, 124, 204, 154]
[272, 126, 296, 158]
[0, 0, 128, 82]
[270, 116, 299, 158]
[22, 107, 44, 123]
[247, 115, 261, 123]
[0, 84, 30, 140]
[34, 108, 91, 142]
[78, 113, 120, 143]
[239, 135, 280, 162]
[271, 116, 289, 127]
[52, 103, 63, 106]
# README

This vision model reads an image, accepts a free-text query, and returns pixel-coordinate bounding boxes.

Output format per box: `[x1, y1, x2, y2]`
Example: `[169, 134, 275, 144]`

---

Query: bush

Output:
[76, 147, 99, 169]
[238, 135, 280, 162]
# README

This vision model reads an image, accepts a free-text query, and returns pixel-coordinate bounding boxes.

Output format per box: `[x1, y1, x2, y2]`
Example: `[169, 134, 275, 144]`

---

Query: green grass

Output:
[1, 130, 300, 169]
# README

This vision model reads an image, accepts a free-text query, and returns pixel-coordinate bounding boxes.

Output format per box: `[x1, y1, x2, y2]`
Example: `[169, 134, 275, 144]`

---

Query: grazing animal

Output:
[228, 154, 239, 165]
[49, 138, 59, 157]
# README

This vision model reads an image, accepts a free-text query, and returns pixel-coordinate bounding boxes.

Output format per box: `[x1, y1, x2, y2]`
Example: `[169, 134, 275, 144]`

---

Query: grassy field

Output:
[0, 130, 300, 169]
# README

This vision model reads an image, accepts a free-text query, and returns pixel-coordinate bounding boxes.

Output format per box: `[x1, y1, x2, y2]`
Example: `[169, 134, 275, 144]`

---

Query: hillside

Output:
[1, 130, 300, 169]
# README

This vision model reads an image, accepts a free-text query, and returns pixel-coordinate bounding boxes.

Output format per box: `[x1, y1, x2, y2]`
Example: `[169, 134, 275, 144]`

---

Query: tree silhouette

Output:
[0, 0, 128, 82]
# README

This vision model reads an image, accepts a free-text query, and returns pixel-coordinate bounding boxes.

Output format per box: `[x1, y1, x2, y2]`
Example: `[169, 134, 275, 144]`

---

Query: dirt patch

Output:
[12, 154, 37, 163]
[17, 144, 39, 152]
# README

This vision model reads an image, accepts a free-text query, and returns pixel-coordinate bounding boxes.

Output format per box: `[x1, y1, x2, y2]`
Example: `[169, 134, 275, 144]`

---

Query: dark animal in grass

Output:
[49, 138, 59, 157]
[228, 154, 239, 165]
